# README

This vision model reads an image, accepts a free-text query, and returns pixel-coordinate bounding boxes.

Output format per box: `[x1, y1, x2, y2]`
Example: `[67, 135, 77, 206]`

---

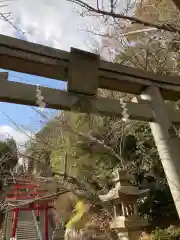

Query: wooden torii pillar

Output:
[141, 86, 180, 218]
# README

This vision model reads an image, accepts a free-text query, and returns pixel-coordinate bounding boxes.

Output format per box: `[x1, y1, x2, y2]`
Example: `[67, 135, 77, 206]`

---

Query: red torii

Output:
[6, 175, 55, 240]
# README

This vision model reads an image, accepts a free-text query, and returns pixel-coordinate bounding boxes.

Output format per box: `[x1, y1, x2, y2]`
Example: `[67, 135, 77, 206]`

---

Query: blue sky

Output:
[0, 68, 68, 150]
[0, 0, 105, 148]
[0, 0, 93, 147]
[0, 70, 67, 132]
[0, 17, 67, 135]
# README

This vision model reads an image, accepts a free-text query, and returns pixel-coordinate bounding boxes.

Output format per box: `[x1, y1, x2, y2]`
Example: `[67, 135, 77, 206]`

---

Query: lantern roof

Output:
[99, 169, 149, 202]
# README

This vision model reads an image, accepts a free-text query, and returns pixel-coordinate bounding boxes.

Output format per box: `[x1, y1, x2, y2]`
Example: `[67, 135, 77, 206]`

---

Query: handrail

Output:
[3, 212, 8, 240]
[32, 210, 42, 240]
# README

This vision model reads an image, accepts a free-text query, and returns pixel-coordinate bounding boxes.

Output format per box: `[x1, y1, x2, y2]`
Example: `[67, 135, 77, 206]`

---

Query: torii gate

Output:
[0, 34, 180, 219]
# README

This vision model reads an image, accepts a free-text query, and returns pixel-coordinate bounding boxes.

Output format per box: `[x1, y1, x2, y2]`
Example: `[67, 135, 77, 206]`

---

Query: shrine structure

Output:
[4, 173, 59, 240]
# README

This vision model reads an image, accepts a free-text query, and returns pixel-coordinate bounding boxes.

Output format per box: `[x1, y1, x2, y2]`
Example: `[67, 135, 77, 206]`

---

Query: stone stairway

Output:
[16, 211, 40, 240]
[4, 210, 41, 240]
[4, 207, 66, 240]
[4, 182, 65, 240]
[3, 173, 65, 240]
[4, 211, 12, 240]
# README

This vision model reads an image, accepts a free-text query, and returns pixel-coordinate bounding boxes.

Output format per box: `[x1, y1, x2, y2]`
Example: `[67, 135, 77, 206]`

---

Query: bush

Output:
[152, 226, 180, 240]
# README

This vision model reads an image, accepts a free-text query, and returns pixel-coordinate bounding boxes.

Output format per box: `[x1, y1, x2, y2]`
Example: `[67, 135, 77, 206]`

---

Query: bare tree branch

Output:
[83, 27, 157, 39]
[0, 0, 25, 36]
[52, 171, 85, 189]
[67, 0, 180, 34]
[62, 122, 124, 167]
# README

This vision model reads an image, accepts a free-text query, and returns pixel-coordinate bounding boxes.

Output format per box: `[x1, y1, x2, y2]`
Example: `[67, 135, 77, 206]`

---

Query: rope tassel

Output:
[120, 98, 129, 121]
[36, 85, 46, 110]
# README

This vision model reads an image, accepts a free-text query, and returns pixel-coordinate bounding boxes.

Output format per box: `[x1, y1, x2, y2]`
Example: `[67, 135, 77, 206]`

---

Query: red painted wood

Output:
[6, 177, 56, 240]
[44, 204, 49, 240]
[12, 208, 19, 238]
[13, 184, 39, 189]
[10, 206, 54, 211]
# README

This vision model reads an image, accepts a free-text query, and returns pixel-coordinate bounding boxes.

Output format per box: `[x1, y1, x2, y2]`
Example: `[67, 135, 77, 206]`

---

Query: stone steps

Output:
[16, 212, 40, 240]
[4, 201, 65, 240]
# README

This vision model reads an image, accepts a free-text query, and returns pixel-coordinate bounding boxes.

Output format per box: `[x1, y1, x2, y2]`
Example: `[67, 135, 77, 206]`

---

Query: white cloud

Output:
[0, 0, 127, 53]
[0, 1, 103, 163]
[0, 125, 33, 152]
[0, 0, 102, 51]
[0, 1, 100, 151]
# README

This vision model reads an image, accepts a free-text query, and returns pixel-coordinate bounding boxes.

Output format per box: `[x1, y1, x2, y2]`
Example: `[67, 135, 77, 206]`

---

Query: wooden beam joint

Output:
[71, 94, 94, 113]
[68, 48, 99, 96]
[0, 72, 8, 81]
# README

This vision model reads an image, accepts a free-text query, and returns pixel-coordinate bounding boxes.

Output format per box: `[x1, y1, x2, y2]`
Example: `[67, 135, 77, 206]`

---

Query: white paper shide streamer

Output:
[36, 85, 46, 111]
[120, 98, 129, 121]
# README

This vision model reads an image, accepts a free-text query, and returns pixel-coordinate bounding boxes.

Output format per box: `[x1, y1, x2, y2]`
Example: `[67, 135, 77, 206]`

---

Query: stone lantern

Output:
[99, 169, 149, 240]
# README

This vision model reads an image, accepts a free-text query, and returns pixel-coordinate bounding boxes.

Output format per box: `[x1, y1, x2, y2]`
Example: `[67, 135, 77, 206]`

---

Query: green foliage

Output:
[0, 138, 18, 229]
[0, 141, 11, 157]
[112, 0, 180, 227]
[139, 183, 177, 227]
[153, 226, 180, 240]
[0, 138, 18, 171]
[29, 108, 178, 226]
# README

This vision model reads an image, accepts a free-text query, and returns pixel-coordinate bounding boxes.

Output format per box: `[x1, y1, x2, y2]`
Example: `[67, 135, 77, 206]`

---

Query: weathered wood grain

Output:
[1, 80, 180, 123]
[68, 48, 99, 95]
[0, 34, 180, 100]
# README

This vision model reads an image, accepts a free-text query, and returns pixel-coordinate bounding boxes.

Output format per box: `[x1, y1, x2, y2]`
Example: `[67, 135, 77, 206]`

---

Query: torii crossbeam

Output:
[1, 34, 180, 220]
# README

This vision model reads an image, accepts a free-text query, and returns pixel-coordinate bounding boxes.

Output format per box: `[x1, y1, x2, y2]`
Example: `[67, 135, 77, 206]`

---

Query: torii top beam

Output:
[0, 34, 180, 100]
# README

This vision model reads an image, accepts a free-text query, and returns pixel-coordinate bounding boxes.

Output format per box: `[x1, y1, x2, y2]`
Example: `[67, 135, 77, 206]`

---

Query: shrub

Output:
[152, 225, 180, 240]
